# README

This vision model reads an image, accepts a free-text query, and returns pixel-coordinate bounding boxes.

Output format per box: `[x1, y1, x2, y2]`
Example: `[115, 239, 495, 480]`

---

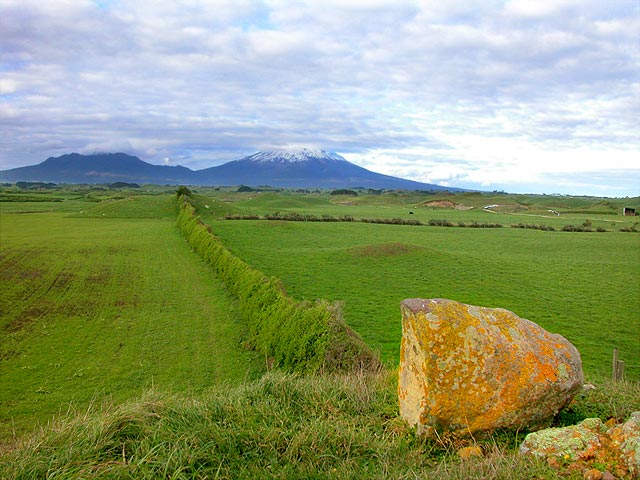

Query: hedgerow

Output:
[176, 194, 380, 374]
[511, 223, 556, 231]
[224, 213, 504, 228]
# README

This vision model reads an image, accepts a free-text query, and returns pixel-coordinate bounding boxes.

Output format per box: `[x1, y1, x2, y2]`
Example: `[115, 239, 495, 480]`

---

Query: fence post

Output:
[616, 360, 625, 383]
[612, 349, 625, 383]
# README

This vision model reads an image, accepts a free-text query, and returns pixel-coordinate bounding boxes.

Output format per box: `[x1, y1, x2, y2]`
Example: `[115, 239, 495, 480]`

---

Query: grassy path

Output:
[0, 212, 261, 443]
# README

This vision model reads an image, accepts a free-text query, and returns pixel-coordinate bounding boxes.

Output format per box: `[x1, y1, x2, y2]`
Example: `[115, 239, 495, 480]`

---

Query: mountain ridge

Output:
[0, 151, 462, 191]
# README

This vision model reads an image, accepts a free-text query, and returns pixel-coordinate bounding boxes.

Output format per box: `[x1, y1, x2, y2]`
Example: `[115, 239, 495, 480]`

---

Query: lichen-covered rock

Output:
[519, 418, 607, 460]
[398, 298, 583, 437]
[520, 413, 640, 477]
[608, 412, 640, 477]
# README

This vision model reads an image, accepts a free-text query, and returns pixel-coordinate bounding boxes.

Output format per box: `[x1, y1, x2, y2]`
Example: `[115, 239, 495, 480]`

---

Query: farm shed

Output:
[623, 207, 637, 216]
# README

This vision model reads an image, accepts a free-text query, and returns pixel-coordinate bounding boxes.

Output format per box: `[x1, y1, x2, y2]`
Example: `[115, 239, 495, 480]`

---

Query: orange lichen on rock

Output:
[521, 413, 640, 478]
[398, 298, 584, 438]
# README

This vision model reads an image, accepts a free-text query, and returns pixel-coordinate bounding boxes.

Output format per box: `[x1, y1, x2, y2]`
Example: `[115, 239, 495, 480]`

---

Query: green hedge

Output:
[176, 195, 380, 373]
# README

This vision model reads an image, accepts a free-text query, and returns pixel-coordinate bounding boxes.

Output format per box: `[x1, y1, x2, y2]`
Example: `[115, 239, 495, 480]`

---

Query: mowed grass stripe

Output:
[211, 220, 640, 380]
[0, 213, 261, 442]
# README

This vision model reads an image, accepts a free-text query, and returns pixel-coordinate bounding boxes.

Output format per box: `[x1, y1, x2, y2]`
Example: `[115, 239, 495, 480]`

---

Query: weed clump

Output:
[619, 224, 638, 232]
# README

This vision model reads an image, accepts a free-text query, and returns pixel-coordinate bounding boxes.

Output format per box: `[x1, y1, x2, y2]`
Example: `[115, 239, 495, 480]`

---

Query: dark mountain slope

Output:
[0, 153, 196, 184]
[1, 150, 462, 191]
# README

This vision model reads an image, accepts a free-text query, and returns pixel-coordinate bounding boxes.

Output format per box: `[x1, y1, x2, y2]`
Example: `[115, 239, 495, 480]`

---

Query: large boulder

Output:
[398, 298, 584, 437]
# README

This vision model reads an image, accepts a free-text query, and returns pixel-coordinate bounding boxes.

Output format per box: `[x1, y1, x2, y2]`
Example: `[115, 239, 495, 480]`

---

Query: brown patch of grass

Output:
[348, 242, 422, 258]
[4, 306, 49, 333]
[114, 298, 138, 308]
[86, 268, 113, 286]
[421, 200, 457, 208]
[0, 251, 45, 282]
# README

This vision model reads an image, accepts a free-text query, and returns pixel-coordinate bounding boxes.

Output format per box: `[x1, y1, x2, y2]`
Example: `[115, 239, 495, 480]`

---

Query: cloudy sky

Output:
[1, 0, 638, 196]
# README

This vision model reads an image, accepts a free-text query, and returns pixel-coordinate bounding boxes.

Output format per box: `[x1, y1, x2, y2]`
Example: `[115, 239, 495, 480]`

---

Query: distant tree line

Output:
[16, 182, 58, 189]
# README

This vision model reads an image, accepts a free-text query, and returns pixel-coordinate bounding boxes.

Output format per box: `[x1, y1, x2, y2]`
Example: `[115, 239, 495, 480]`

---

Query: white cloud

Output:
[0, 0, 637, 196]
[0, 78, 19, 94]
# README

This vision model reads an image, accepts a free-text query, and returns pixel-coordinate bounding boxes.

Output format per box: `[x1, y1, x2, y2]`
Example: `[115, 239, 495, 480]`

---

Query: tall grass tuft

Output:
[1, 371, 573, 479]
[3, 367, 637, 478]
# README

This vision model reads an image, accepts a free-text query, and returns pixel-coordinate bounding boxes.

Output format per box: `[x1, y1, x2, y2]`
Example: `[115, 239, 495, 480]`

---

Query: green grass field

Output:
[204, 189, 640, 232]
[1, 187, 639, 478]
[210, 219, 640, 381]
[0, 201, 262, 442]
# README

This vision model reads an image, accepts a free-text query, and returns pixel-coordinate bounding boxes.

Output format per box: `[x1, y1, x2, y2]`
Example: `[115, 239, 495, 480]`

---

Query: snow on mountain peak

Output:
[244, 149, 347, 163]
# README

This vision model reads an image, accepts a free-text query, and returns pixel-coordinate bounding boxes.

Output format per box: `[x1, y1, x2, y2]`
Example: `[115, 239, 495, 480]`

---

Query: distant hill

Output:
[0, 153, 195, 185]
[0, 150, 462, 191]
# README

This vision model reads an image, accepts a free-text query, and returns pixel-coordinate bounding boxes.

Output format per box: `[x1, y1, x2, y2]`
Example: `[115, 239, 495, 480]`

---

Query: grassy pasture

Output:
[1, 187, 639, 478]
[0, 202, 261, 442]
[210, 219, 640, 381]
[0, 187, 177, 215]
[209, 189, 640, 232]
[69, 193, 178, 218]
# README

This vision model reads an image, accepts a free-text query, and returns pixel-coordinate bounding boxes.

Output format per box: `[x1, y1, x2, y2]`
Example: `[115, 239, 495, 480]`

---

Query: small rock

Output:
[519, 417, 606, 461]
[605, 418, 617, 428]
[583, 469, 602, 480]
[521, 412, 640, 478]
[457, 445, 483, 460]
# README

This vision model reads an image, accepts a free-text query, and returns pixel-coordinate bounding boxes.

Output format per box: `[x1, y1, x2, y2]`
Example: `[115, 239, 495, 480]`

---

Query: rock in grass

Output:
[519, 417, 607, 460]
[398, 298, 583, 438]
[520, 413, 640, 477]
[607, 412, 640, 477]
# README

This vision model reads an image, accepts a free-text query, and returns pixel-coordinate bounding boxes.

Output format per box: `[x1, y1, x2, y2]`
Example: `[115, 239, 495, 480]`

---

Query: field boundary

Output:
[176, 194, 380, 373]
[224, 212, 639, 233]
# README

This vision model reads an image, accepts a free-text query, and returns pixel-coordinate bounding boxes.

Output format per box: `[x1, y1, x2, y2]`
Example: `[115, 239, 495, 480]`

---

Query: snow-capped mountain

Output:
[196, 149, 460, 190]
[1, 149, 463, 191]
[243, 149, 347, 164]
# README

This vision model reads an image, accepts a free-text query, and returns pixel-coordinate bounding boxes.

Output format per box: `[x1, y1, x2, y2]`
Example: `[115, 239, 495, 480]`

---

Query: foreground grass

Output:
[2, 372, 638, 479]
[0, 211, 262, 442]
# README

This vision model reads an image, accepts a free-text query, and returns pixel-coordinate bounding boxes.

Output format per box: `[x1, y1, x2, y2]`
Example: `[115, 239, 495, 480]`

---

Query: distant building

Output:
[623, 207, 637, 216]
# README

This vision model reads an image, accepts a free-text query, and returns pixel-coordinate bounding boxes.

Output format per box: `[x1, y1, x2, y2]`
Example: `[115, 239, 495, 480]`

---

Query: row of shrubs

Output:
[225, 213, 502, 228]
[429, 219, 503, 228]
[225, 212, 639, 233]
[361, 217, 423, 226]
[511, 223, 557, 231]
[177, 195, 380, 374]
[561, 224, 608, 232]
[226, 212, 358, 222]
